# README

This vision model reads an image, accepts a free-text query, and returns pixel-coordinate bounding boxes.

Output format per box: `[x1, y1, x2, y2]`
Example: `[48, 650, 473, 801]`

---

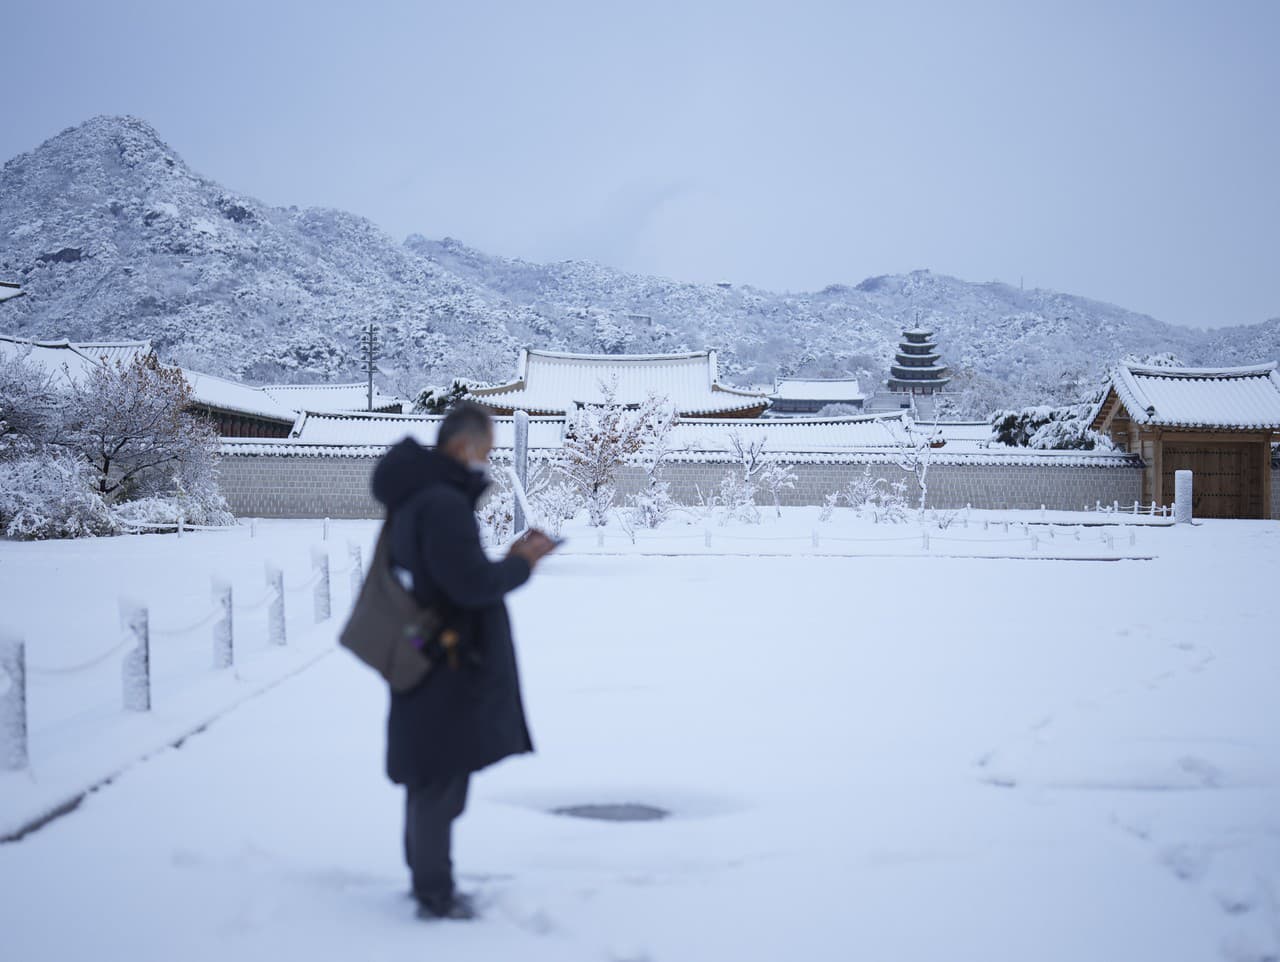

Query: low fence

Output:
[215, 449, 1145, 519]
[0, 533, 364, 775]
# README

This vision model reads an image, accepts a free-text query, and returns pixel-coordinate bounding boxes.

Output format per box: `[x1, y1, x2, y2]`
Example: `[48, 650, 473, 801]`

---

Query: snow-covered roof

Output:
[0, 335, 105, 387]
[467, 349, 770, 416]
[0, 283, 24, 304]
[220, 435, 1140, 469]
[181, 369, 299, 424]
[1095, 362, 1280, 431]
[289, 411, 567, 448]
[260, 382, 402, 414]
[670, 413, 908, 453]
[71, 339, 153, 367]
[772, 377, 865, 402]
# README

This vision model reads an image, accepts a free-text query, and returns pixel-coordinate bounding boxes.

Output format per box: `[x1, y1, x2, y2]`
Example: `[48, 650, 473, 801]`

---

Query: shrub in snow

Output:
[716, 473, 761, 525]
[626, 479, 675, 529]
[64, 354, 221, 503]
[0, 451, 115, 540]
[819, 491, 841, 522]
[530, 481, 580, 537]
[112, 471, 235, 528]
[816, 403, 862, 417]
[476, 471, 515, 546]
[757, 459, 797, 519]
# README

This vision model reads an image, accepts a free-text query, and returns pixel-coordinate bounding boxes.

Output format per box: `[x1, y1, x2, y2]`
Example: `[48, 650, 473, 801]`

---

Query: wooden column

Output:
[1262, 439, 1274, 521]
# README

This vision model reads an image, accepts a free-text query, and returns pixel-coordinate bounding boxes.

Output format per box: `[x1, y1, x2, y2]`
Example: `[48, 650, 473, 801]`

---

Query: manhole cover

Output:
[552, 803, 669, 822]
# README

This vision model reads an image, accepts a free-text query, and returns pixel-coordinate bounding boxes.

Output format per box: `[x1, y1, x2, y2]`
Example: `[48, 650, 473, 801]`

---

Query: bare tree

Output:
[64, 355, 219, 503]
[882, 414, 942, 516]
[559, 378, 658, 526]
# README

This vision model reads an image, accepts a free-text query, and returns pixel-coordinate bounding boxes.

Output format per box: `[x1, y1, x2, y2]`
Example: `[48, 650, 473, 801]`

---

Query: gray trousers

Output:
[404, 774, 470, 907]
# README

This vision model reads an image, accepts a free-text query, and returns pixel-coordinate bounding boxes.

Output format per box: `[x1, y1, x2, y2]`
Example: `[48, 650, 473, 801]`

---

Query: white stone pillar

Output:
[1174, 470, 1193, 524]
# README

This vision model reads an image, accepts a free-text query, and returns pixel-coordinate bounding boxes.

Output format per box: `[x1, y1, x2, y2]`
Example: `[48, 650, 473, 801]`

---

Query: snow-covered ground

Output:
[1, 511, 1278, 961]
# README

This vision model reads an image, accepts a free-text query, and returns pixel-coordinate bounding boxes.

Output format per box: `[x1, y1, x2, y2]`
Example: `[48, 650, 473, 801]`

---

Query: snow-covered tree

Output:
[757, 459, 797, 518]
[412, 377, 471, 414]
[990, 404, 1113, 450]
[626, 395, 678, 528]
[0, 448, 116, 540]
[64, 354, 220, 504]
[559, 380, 662, 526]
[0, 350, 61, 457]
[882, 415, 941, 515]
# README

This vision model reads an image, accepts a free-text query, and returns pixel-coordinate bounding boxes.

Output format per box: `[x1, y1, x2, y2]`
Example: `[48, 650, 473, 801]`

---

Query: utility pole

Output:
[359, 322, 380, 412]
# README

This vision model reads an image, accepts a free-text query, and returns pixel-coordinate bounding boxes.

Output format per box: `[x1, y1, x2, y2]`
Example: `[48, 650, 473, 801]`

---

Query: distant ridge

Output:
[2, 116, 1276, 415]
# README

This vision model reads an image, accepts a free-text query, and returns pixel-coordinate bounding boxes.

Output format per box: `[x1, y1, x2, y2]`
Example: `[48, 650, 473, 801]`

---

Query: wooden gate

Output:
[1161, 442, 1261, 519]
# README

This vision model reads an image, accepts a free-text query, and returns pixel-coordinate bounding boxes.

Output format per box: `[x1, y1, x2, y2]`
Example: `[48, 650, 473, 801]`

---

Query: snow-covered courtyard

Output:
[1, 513, 1278, 961]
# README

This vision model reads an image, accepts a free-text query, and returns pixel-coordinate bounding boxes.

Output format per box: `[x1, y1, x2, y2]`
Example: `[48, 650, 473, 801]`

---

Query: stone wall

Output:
[217, 452, 1144, 519]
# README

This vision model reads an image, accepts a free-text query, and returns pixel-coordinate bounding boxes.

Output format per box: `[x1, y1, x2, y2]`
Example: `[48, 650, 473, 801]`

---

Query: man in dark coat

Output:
[370, 403, 556, 920]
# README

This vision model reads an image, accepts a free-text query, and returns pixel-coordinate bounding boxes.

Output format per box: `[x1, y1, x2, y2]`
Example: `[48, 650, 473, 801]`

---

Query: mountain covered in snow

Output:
[2, 116, 1277, 415]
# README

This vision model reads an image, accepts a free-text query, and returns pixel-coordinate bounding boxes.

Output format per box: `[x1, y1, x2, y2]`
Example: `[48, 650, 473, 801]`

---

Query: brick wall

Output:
[217, 452, 1144, 519]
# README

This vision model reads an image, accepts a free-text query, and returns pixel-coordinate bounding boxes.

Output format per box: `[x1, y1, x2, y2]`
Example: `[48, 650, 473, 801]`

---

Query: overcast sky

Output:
[3, 0, 1277, 329]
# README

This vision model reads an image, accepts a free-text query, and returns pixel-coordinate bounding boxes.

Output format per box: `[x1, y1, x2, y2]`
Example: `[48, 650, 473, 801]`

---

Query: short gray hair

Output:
[437, 402, 493, 450]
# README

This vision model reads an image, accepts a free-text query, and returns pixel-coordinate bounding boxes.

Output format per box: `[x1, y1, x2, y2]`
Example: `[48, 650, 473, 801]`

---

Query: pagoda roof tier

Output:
[890, 363, 950, 374]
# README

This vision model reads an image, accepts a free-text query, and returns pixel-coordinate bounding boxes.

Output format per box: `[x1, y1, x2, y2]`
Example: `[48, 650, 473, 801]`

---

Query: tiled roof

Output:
[71, 340, 153, 367]
[467, 349, 769, 416]
[181, 369, 299, 424]
[772, 377, 865, 402]
[0, 335, 102, 386]
[289, 411, 568, 448]
[1099, 362, 1280, 430]
[261, 382, 402, 413]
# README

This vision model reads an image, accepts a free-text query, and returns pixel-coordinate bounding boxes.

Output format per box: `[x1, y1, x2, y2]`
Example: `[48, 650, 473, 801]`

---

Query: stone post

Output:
[120, 600, 151, 712]
[312, 548, 331, 623]
[266, 565, 286, 646]
[0, 638, 28, 771]
[212, 580, 233, 669]
[513, 410, 530, 534]
[1174, 470, 1193, 524]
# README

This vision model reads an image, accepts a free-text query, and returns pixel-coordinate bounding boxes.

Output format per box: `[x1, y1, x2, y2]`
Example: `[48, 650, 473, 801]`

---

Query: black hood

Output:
[371, 438, 487, 512]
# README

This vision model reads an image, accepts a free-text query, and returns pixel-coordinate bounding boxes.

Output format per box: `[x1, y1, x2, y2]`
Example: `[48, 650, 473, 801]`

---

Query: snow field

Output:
[0, 513, 1277, 961]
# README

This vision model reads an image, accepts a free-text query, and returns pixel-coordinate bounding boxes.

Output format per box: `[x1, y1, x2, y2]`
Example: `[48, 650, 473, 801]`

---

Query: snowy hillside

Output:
[2, 116, 1277, 415]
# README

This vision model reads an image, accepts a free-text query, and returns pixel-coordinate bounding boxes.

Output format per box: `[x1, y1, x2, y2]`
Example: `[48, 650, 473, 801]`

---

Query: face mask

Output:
[467, 460, 491, 485]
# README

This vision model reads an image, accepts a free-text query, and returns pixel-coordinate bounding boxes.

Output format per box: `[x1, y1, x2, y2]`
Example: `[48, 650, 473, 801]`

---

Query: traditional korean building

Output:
[466, 348, 770, 418]
[769, 377, 866, 416]
[887, 328, 951, 395]
[1090, 362, 1280, 518]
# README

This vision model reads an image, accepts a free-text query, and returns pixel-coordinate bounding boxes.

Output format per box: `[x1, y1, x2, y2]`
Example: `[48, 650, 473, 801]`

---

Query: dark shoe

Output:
[415, 892, 477, 921]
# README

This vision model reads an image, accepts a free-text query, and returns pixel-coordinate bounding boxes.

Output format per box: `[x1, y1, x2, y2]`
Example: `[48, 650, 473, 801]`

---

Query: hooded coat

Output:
[371, 438, 533, 784]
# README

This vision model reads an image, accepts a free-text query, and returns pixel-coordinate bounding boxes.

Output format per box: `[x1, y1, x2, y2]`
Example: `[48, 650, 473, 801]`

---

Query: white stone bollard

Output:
[0, 638, 29, 771]
[250, 518, 258, 538]
[1174, 470, 1193, 524]
[811, 529, 820, 548]
[266, 565, 286, 646]
[212, 580, 233, 669]
[120, 600, 151, 712]
[347, 542, 363, 600]
[1030, 533, 1039, 552]
[177, 514, 185, 538]
[1040, 504, 1046, 520]
[597, 530, 606, 548]
[312, 549, 331, 623]
[513, 410, 530, 534]
[322, 517, 330, 541]
[704, 529, 712, 549]
[921, 530, 930, 550]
